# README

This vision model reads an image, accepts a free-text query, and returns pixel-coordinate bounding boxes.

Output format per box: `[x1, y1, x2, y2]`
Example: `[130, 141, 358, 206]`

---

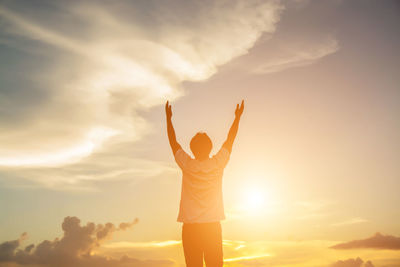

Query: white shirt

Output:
[174, 147, 230, 223]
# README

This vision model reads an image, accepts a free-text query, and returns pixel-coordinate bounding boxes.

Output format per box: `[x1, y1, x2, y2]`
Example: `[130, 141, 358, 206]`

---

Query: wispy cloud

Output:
[252, 37, 339, 74]
[0, 0, 283, 188]
[225, 253, 272, 262]
[331, 217, 369, 227]
[2, 156, 177, 191]
[104, 240, 181, 249]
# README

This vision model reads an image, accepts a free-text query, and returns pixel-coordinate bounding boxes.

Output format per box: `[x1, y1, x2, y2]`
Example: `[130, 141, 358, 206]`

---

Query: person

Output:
[165, 100, 244, 267]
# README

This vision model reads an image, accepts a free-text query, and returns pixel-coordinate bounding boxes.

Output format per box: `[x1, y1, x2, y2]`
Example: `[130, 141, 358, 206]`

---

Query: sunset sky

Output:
[0, 0, 399, 266]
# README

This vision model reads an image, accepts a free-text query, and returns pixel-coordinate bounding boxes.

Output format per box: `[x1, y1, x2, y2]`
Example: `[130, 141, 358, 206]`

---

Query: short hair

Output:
[190, 132, 212, 158]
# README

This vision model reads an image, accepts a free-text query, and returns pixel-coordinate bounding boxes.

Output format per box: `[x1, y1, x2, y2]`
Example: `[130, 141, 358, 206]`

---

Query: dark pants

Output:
[182, 222, 223, 267]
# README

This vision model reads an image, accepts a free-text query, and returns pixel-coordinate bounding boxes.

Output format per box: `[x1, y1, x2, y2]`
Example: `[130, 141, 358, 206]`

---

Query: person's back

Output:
[175, 145, 230, 223]
[165, 100, 244, 267]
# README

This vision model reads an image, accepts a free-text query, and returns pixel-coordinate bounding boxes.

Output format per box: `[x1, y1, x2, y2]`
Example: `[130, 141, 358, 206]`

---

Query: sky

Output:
[0, 0, 399, 266]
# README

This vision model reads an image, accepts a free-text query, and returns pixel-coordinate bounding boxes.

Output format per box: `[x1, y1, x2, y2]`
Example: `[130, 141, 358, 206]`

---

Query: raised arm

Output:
[165, 101, 182, 155]
[222, 100, 244, 153]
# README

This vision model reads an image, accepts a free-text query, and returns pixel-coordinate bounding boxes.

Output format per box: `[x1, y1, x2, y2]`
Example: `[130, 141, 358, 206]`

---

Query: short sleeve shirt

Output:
[174, 147, 230, 223]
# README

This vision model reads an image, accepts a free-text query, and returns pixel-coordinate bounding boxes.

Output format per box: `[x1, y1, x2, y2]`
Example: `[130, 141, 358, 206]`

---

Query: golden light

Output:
[243, 188, 266, 213]
[236, 185, 270, 216]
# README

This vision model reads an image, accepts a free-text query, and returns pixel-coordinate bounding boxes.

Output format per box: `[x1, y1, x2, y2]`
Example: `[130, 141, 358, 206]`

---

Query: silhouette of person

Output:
[165, 100, 244, 267]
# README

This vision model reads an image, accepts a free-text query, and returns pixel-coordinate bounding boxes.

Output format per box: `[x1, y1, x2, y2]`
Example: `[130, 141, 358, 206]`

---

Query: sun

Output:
[229, 175, 277, 218]
[240, 187, 267, 215]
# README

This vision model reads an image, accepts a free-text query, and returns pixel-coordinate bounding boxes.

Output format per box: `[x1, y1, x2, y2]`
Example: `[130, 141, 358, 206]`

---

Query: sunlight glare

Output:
[241, 186, 267, 215]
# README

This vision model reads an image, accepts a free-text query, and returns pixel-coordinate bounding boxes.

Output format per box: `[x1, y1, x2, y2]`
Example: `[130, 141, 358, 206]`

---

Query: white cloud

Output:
[0, 1, 282, 165]
[0, 0, 283, 188]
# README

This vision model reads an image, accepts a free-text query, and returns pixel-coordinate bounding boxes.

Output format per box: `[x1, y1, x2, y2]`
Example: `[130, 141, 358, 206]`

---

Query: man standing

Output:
[165, 100, 244, 267]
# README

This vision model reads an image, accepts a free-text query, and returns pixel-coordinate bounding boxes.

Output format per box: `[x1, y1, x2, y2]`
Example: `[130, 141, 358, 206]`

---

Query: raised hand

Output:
[223, 100, 244, 152]
[165, 100, 181, 154]
[235, 100, 244, 118]
[165, 100, 172, 119]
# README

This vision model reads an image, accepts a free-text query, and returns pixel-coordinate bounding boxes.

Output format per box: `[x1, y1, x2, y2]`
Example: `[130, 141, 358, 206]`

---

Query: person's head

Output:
[190, 132, 212, 160]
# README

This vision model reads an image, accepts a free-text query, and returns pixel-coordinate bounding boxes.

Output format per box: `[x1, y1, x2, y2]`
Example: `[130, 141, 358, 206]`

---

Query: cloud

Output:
[0, 0, 282, 164]
[224, 253, 272, 263]
[330, 233, 400, 250]
[0, 216, 174, 267]
[0, 0, 283, 188]
[2, 154, 177, 191]
[252, 36, 339, 74]
[0, 233, 28, 262]
[99, 238, 400, 267]
[330, 217, 369, 227]
[103, 240, 181, 249]
[330, 257, 375, 267]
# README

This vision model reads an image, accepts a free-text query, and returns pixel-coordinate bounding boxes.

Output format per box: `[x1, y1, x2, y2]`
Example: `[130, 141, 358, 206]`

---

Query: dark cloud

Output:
[330, 232, 400, 250]
[0, 233, 27, 262]
[330, 257, 374, 267]
[0, 216, 173, 267]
